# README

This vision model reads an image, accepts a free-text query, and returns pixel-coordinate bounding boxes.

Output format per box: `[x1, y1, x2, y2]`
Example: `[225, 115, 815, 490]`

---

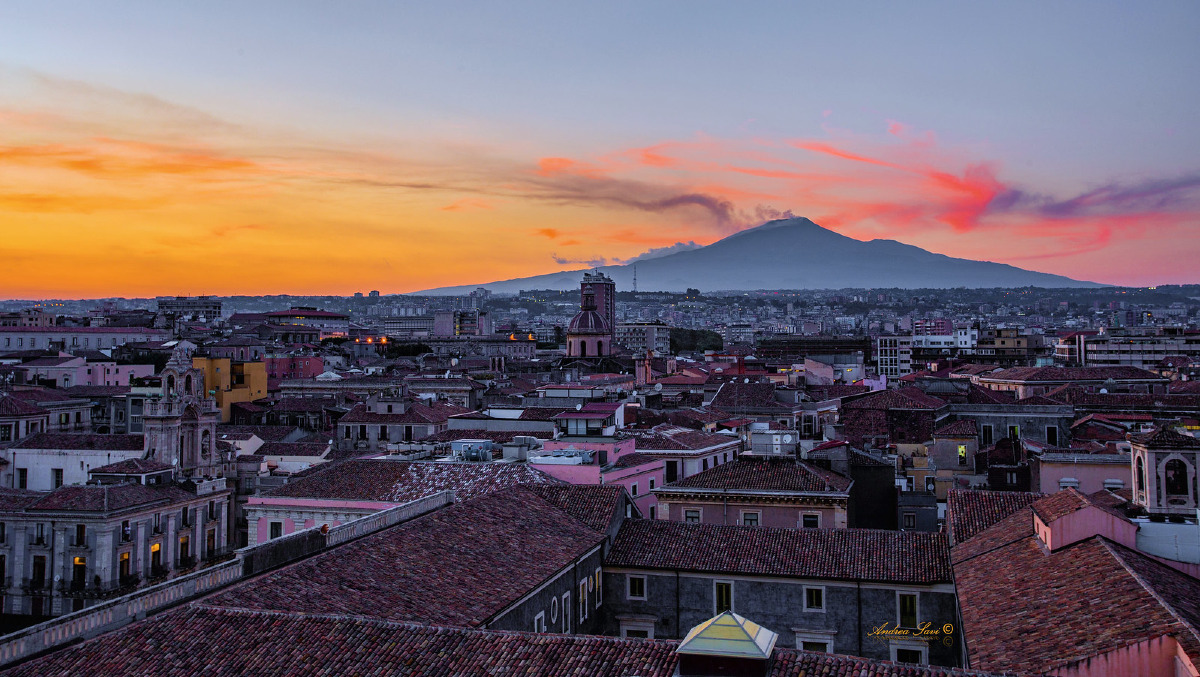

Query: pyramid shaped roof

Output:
[675, 611, 777, 659]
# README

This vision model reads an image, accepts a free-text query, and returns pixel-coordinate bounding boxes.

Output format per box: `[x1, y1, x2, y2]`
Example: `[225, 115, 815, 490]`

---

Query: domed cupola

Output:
[566, 287, 612, 358]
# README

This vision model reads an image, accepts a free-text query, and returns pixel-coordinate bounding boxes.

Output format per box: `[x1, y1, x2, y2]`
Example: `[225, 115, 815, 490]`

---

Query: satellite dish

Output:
[783, 435, 793, 443]
[451, 358, 459, 366]
[576, 403, 583, 411]
[744, 378, 750, 384]
[654, 383, 663, 392]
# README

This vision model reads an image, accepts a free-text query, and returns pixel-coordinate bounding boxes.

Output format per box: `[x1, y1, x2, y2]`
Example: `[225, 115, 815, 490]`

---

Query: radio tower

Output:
[632, 265, 637, 293]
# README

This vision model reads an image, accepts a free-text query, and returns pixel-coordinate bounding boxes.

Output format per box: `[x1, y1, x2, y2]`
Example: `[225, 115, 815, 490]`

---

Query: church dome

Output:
[568, 309, 609, 334]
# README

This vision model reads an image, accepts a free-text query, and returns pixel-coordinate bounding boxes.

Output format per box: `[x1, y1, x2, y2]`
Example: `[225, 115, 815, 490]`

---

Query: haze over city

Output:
[2, 2, 1199, 298]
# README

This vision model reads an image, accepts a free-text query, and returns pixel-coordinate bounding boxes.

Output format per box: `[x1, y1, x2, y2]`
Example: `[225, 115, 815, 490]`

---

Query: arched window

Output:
[580, 341, 587, 357]
[1136, 457, 1146, 493]
[596, 340, 603, 355]
[184, 375, 193, 394]
[1165, 459, 1189, 496]
[166, 375, 176, 393]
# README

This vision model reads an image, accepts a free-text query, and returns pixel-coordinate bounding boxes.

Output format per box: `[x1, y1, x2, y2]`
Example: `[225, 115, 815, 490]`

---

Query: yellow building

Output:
[192, 357, 268, 423]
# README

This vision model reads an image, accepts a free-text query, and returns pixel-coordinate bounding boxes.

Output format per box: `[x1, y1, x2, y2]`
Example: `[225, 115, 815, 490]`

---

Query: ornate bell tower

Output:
[143, 344, 223, 478]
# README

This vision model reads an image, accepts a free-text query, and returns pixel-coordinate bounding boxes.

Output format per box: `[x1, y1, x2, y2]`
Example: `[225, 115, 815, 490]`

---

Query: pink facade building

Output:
[263, 354, 325, 380]
[533, 436, 664, 518]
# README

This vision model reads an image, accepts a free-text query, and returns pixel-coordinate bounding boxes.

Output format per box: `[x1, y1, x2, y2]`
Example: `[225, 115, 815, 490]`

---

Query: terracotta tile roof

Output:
[523, 484, 625, 534]
[339, 400, 471, 425]
[665, 457, 851, 493]
[61, 385, 133, 397]
[90, 458, 173, 474]
[1132, 427, 1200, 450]
[0, 486, 44, 510]
[946, 489, 1043, 546]
[709, 382, 791, 410]
[206, 488, 605, 627]
[268, 396, 337, 413]
[805, 384, 872, 400]
[517, 407, 573, 421]
[842, 387, 946, 411]
[934, 420, 977, 437]
[216, 425, 301, 442]
[7, 388, 78, 403]
[965, 384, 1013, 404]
[2, 604, 1013, 677]
[1014, 394, 1064, 406]
[608, 519, 952, 584]
[609, 452, 663, 469]
[255, 441, 331, 457]
[10, 433, 145, 451]
[985, 365, 1165, 382]
[263, 459, 560, 503]
[630, 424, 739, 455]
[0, 394, 47, 416]
[24, 482, 194, 513]
[954, 515, 1200, 673]
[416, 429, 554, 443]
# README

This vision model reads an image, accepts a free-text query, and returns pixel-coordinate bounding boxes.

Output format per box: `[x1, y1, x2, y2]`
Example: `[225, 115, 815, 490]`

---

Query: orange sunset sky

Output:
[2, 4, 1198, 298]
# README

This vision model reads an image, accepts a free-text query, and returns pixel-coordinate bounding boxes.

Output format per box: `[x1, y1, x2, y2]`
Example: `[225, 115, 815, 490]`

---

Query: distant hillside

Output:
[415, 217, 1099, 295]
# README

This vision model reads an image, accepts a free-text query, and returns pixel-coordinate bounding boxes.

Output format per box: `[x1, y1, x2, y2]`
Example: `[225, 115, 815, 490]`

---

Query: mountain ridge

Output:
[414, 217, 1101, 295]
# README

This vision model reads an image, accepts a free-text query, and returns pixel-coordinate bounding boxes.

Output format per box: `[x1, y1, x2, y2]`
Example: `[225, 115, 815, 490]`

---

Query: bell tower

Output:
[143, 344, 223, 478]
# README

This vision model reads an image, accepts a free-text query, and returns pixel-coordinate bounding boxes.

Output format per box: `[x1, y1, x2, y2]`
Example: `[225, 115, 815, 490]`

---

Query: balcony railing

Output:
[176, 555, 197, 571]
[21, 578, 48, 593]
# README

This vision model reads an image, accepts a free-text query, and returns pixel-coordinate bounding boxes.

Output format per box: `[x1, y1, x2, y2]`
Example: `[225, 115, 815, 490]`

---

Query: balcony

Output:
[21, 578, 48, 593]
[176, 555, 197, 571]
[149, 565, 169, 581]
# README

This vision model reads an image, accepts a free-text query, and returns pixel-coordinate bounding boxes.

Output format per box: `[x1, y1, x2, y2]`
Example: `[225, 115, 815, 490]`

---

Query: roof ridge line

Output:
[1097, 537, 1200, 653]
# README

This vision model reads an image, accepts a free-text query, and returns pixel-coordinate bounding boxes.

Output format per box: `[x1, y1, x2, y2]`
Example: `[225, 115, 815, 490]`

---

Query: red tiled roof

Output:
[709, 382, 791, 410]
[609, 452, 663, 469]
[90, 458, 173, 474]
[2, 604, 1010, 677]
[517, 407, 573, 421]
[629, 424, 739, 455]
[263, 459, 560, 503]
[946, 489, 1043, 546]
[954, 512, 1200, 673]
[339, 401, 471, 425]
[842, 387, 946, 411]
[0, 394, 47, 417]
[25, 482, 194, 512]
[607, 519, 953, 584]
[1131, 427, 1200, 450]
[206, 488, 605, 627]
[217, 425, 301, 442]
[62, 385, 133, 397]
[255, 441, 331, 457]
[934, 420, 978, 437]
[10, 433, 144, 451]
[523, 484, 624, 534]
[0, 487, 44, 510]
[665, 457, 851, 493]
[984, 365, 1165, 382]
[416, 429, 554, 443]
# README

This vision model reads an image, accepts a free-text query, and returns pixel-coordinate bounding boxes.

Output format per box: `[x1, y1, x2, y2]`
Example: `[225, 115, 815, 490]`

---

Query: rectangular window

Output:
[358, 425, 367, 440]
[903, 513, 916, 529]
[898, 592, 919, 629]
[624, 629, 649, 638]
[715, 581, 733, 613]
[269, 522, 283, 540]
[981, 424, 994, 446]
[561, 592, 571, 633]
[1008, 425, 1020, 441]
[893, 646, 927, 664]
[595, 568, 603, 608]
[74, 524, 86, 547]
[343, 426, 351, 439]
[957, 444, 967, 466]
[627, 575, 646, 600]
[1046, 426, 1059, 446]
[631, 483, 638, 497]
[1007, 471, 1018, 485]
[0, 522, 5, 544]
[0, 424, 11, 442]
[533, 611, 546, 633]
[52, 468, 64, 489]
[801, 640, 830, 652]
[665, 461, 678, 483]
[802, 513, 820, 529]
[579, 580, 588, 622]
[804, 586, 824, 611]
[742, 511, 760, 526]
[702, 459, 709, 471]
[649, 505, 656, 520]
[684, 509, 701, 524]
[16, 469, 26, 489]
[122, 520, 131, 542]
[649, 478, 655, 490]
[208, 501, 216, 521]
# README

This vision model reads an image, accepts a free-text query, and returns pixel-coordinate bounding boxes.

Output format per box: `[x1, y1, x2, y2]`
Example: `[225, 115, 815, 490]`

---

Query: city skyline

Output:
[2, 2, 1199, 298]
